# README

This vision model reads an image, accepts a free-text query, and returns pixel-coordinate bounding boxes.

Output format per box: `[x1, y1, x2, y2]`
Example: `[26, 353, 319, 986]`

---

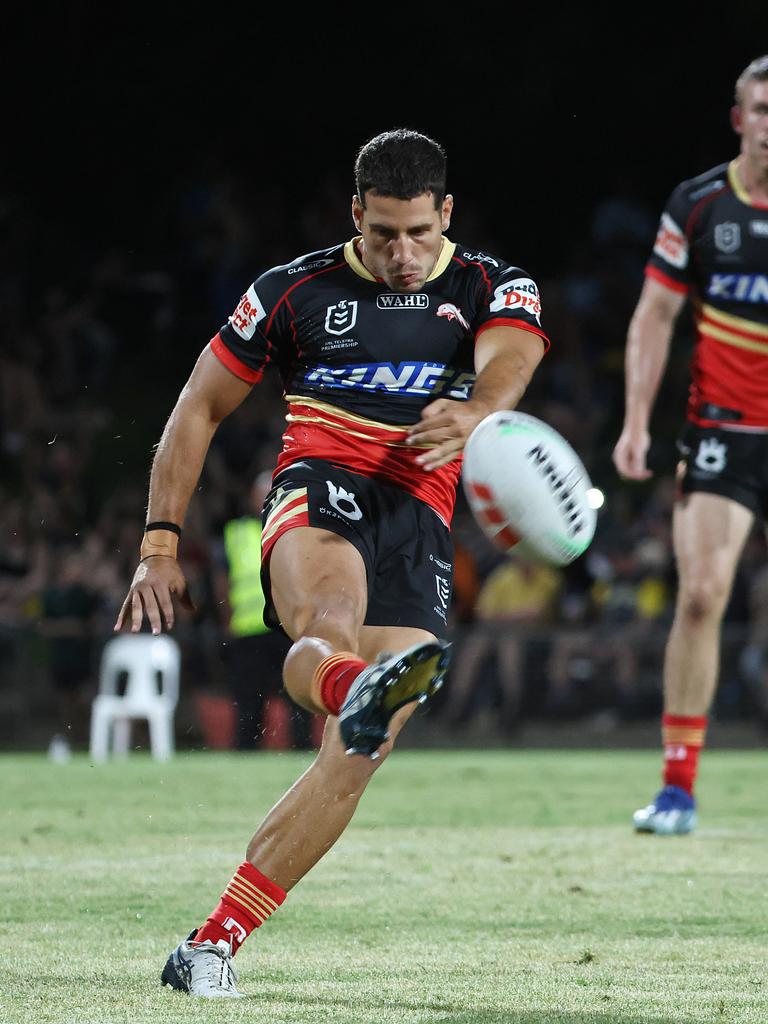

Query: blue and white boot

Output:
[633, 785, 697, 835]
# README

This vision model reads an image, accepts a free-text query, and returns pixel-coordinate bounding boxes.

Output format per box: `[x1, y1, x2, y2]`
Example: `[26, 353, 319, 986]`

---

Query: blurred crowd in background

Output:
[2, 174, 768, 752]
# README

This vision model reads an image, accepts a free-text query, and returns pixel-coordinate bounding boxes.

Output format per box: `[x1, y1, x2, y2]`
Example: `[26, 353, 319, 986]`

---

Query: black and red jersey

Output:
[211, 237, 548, 523]
[646, 160, 768, 428]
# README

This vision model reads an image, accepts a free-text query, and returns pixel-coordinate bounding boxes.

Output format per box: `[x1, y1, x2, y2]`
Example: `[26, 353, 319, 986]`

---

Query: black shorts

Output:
[677, 423, 768, 518]
[260, 459, 454, 637]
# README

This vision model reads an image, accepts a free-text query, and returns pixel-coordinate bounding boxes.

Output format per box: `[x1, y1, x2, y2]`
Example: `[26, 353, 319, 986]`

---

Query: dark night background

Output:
[2, 7, 768, 746]
[4, 7, 765, 490]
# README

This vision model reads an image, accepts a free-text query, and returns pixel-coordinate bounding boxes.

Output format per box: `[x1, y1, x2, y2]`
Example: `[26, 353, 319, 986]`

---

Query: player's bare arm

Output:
[405, 325, 545, 471]
[613, 278, 687, 481]
[114, 346, 252, 634]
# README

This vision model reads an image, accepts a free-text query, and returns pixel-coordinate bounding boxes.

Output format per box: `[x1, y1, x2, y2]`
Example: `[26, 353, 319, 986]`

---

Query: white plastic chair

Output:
[89, 634, 181, 762]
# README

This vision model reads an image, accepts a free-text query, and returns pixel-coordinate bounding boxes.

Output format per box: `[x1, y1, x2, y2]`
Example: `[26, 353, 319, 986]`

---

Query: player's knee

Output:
[677, 580, 730, 625]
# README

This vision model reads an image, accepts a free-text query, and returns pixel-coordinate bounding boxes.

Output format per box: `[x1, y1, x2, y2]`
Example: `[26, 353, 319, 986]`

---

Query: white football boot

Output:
[161, 932, 243, 997]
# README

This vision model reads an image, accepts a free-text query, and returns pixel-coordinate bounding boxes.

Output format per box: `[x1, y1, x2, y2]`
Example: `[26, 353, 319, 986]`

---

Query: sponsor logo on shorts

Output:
[653, 212, 689, 269]
[714, 222, 741, 254]
[304, 361, 475, 399]
[325, 300, 358, 335]
[229, 285, 267, 340]
[326, 481, 363, 520]
[436, 303, 470, 330]
[435, 574, 451, 610]
[694, 437, 727, 474]
[462, 251, 499, 267]
[706, 273, 768, 303]
[287, 258, 334, 275]
[376, 293, 429, 308]
[750, 220, 768, 238]
[489, 277, 542, 324]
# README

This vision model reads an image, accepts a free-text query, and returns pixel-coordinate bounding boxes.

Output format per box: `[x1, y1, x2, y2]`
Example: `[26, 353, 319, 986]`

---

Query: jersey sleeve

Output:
[210, 266, 291, 384]
[472, 263, 549, 349]
[645, 183, 693, 293]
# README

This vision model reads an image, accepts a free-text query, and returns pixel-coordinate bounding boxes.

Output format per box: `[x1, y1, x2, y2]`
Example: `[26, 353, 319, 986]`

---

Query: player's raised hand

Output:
[406, 398, 489, 471]
[613, 426, 653, 481]
[114, 556, 195, 635]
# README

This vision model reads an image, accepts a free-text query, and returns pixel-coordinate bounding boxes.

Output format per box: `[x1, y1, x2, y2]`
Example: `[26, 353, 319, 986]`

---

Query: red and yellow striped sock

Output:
[662, 713, 708, 796]
[194, 862, 286, 954]
[311, 652, 367, 715]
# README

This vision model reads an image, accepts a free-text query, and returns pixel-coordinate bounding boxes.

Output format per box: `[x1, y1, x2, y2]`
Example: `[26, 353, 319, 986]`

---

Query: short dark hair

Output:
[735, 55, 768, 104]
[355, 129, 447, 209]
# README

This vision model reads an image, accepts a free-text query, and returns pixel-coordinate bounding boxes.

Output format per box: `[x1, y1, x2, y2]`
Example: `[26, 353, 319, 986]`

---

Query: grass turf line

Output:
[2, 749, 767, 1023]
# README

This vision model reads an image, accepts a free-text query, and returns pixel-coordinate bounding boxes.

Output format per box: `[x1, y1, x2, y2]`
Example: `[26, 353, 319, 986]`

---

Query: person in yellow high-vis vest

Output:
[219, 474, 311, 750]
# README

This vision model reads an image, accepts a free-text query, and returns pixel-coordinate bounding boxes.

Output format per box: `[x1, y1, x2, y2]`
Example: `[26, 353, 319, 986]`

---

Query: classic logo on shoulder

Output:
[325, 300, 358, 335]
[689, 180, 725, 202]
[489, 277, 542, 324]
[288, 258, 334, 275]
[376, 293, 429, 309]
[714, 222, 741, 254]
[229, 285, 267, 341]
[436, 303, 470, 330]
[462, 251, 499, 268]
[653, 212, 688, 269]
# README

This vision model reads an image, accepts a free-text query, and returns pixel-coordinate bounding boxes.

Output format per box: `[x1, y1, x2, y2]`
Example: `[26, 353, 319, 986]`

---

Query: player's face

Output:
[352, 191, 453, 292]
[732, 80, 768, 173]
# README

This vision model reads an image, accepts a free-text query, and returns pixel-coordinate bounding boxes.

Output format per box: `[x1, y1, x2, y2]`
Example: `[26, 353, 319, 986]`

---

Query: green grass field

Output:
[2, 749, 767, 1024]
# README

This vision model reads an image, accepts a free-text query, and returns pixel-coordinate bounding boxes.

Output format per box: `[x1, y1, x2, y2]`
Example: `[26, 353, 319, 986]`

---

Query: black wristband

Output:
[144, 521, 182, 537]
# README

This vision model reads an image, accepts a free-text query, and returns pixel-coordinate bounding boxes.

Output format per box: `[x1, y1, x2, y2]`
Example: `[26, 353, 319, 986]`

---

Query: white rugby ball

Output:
[462, 411, 597, 565]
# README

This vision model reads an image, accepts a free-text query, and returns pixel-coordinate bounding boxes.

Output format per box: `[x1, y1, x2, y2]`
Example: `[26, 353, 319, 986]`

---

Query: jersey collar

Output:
[728, 159, 768, 209]
[344, 236, 457, 284]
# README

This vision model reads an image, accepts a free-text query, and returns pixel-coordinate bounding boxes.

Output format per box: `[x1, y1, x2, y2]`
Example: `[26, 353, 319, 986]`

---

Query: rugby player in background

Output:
[115, 129, 548, 996]
[613, 56, 768, 835]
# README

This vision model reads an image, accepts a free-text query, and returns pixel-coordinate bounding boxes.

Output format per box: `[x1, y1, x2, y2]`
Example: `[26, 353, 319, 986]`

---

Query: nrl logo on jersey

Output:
[714, 222, 741, 254]
[376, 293, 429, 309]
[325, 300, 358, 335]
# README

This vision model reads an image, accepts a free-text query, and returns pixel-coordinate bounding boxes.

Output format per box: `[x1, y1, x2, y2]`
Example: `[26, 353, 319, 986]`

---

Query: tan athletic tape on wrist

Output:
[140, 529, 179, 560]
